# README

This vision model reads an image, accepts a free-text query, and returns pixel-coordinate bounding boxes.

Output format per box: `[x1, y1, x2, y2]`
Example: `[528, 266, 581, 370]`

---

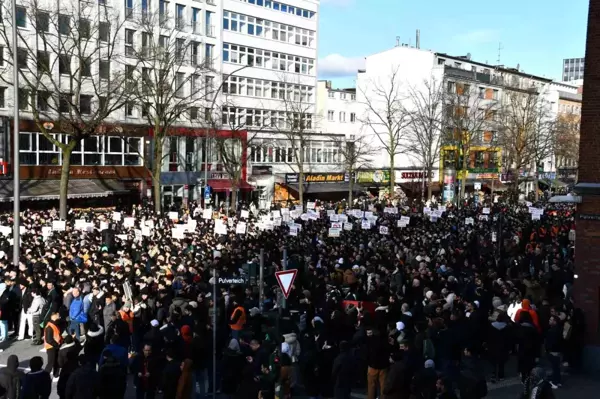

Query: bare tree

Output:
[360, 67, 410, 193]
[0, 1, 131, 218]
[553, 108, 580, 170]
[496, 87, 554, 200]
[124, 7, 221, 213]
[444, 82, 498, 202]
[336, 135, 375, 204]
[404, 78, 446, 200]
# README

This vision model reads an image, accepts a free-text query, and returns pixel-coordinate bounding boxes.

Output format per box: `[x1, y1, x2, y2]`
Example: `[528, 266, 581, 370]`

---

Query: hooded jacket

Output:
[26, 295, 46, 317]
[21, 369, 51, 399]
[0, 355, 23, 399]
[515, 299, 541, 332]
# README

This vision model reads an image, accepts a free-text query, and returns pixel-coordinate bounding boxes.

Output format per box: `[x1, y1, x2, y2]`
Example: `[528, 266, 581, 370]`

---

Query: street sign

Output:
[474, 182, 482, 191]
[204, 185, 212, 199]
[275, 269, 298, 299]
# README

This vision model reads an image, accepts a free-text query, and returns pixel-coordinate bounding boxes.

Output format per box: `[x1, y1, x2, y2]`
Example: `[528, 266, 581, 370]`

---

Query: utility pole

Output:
[259, 248, 264, 313]
[11, 0, 20, 267]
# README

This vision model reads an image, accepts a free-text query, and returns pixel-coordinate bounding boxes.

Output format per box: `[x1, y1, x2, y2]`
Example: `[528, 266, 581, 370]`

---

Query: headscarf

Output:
[227, 338, 240, 353]
[180, 325, 193, 345]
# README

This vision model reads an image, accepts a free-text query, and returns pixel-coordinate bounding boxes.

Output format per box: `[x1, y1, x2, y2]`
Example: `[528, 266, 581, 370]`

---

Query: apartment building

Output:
[0, 0, 329, 209]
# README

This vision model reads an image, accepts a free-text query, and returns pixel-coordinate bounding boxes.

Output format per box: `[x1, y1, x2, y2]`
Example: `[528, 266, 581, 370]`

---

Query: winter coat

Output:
[0, 355, 23, 399]
[130, 354, 160, 391]
[68, 297, 87, 324]
[99, 344, 128, 369]
[366, 332, 391, 370]
[21, 370, 51, 399]
[102, 302, 116, 332]
[382, 360, 409, 399]
[58, 341, 81, 369]
[0, 288, 15, 322]
[26, 296, 46, 317]
[65, 363, 99, 399]
[176, 359, 194, 399]
[84, 327, 105, 363]
[220, 349, 245, 395]
[331, 349, 357, 399]
[282, 333, 301, 363]
[97, 357, 127, 399]
[161, 359, 181, 399]
[487, 321, 512, 361]
[56, 357, 78, 399]
[459, 356, 487, 399]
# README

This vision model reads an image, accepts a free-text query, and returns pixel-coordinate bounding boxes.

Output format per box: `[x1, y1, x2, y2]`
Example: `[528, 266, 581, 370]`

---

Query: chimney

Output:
[416, 29, 420, 49]
[396, 36, 400, 47]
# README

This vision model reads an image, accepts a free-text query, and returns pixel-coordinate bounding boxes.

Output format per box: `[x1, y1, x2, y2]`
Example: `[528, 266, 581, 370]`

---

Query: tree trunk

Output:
[534, 173, 539, 202]
[389, 152, 395, 196]
[59, 141, 77, 220]
[230, 184, 238, 214]
[460, 148, 468, 206]
[153, 136, 163, 214]
[427, 174, 433, 200]
[298, 168, 304, 210]
[348, 171, 354, 205]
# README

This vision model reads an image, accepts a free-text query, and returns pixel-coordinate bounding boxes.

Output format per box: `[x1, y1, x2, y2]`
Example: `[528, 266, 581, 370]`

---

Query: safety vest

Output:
[44, 322, 62, 350]
[119, 310, 134, 333]
[230, 306, 246, 331]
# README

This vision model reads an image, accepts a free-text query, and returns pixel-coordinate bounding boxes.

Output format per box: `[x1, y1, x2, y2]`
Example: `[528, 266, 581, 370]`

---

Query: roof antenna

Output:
[396, 36, 400, 47]
[497, 42, 503, 65]
[416, 29, 421, 49]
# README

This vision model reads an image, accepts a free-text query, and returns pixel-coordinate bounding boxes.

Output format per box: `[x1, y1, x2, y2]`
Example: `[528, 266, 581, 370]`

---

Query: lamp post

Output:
[11, 0, 20, 267]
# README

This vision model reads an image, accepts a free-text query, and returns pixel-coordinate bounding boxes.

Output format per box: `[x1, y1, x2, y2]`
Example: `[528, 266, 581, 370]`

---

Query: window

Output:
[350, 113, 356, 123]
[176, 4, 185, 29]
[17, 48, 28, 70]
[36, 11, 49, 32]
[341, 93, 346, 100]
[327, 110, 334, 121]
[16, 6, 26, 28]
[125, 0, 134, 18]
[0, 46, 3, 66]
[99, 22, 110, 42]
[80, 19, 91, 39]
[438, 58, 445, 65]
[81, 58, 92, 77]
[125, 102, 135, 117]
[37, 51, 49, 73]
[79, 95, 92, 114]
[189, 107, 199, 120]
[478, 87, 485, 99]
[454, 62, 462, 68]
[37, 91, 50, 112]
[125, 29, 134, 56]
[175, 72, 185, 98]
[339, 112, 345, 122]
[59, 55, 70, 75]
[99, 61, 110, 80]
[192, 8, 201, 33]
[492, 89, 499, 100]
[18, 89, 30, 110]
[176, 38, 185, 62]
[59, 93, 71, 113]
[59, 15, 70, 35]
[0, 88, 5, 108]
[351, 94, 356, 100]
[447, 81, 455, 94]
[328, 91, 334, 98]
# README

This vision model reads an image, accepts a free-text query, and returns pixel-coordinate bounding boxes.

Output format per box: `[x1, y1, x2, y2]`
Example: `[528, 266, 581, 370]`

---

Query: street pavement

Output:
[0, 339, 597, 399]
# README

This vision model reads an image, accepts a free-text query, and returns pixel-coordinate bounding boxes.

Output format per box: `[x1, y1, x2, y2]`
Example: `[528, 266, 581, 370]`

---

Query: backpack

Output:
[423, 338, 436, 360]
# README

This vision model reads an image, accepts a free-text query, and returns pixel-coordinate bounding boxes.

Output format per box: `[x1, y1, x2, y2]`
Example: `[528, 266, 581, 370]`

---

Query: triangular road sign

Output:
[275, 269, 298, 299]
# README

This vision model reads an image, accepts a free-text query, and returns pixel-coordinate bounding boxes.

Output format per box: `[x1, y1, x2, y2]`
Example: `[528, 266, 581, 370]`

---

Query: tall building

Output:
[0, 0, 332, 209]
[563, 57, 585, 81]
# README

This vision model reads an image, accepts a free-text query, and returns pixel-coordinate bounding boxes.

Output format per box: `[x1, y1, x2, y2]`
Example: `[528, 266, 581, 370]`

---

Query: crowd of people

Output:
[0, 196, 583, 399]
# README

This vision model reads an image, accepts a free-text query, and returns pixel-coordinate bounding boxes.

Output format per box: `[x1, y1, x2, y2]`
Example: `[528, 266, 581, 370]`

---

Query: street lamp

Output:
[12, 0, 21, 267]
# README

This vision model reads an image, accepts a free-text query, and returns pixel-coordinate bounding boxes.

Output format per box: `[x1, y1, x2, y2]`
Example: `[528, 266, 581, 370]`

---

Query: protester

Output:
[0, 355, 23, 399]
[21, 356, 52, 399]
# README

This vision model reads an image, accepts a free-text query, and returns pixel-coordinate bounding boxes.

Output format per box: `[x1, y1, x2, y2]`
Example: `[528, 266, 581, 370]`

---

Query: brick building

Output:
[574, 0, 600, 372]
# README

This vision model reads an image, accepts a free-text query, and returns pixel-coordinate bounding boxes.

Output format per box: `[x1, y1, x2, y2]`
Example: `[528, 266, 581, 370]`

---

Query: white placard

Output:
[186, 219, 197, 232]
[338, 215, 348, 223]
[289, 226, 298, 236]
[352, 209, 363, 218]
[328, 228, 341, 237]
[492, 232, 497, 242]
[282, 214, 290, 223]
[474, 182, 482, 191]
[482, 208, 490, 215]
[134, 229, 142, 241]
[203, 209, 213, 220]
[525, 201, 532, 207]
[361, 220, 371, 229]
[401, 216, 410, 224]
[430, 216, 439, 223]
[236, 222, 247, 235]
[365, 211, 373, 219]
[214, 220, 227, 235]
[331, 222, 342, 229]
[343, 222, 353, 231]
[124, 217, 135, 228]
[423, 207, 431, 214]
[42, 226, 52, 239]
[384, 207, 397, 214]
[0, 226, 11, 236]
[85, 223, 94, 232]
[379, 226, 389, 235]
[290, 210, 301, 219]
[532, 213, 541, 220]
[265, 221, 274, 231]
[479, 214, 489, 221]
[272, 210, 281, 218]
[145, 220, 155, 229]
[19, 226, 26, 235]
[327, 210, 335, 216]
[241, 210, 249, 219]
[465, 217, 474, 225]
[52, 221, 66, 231]
[100, 221, 109, 231]
[172, 228, 185, 239]
[75, 219, 87, 230]
[273, 218, 282, 227]
[112, 212, 122, 221]
[330, 214, 339, 222]
[168, 212, 179, 221]
[397, 220, 408, 228]
[281, 208, 290, 215]
[300, 214, 309, 221]
[307, 202, 315, 210]
[142, 225, 151, 237]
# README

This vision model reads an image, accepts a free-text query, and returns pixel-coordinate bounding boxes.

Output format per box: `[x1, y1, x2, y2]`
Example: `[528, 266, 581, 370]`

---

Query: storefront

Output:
[249, 165, 274, 209]
[395, 169, 440, 197]
[278, 172, 357, 203]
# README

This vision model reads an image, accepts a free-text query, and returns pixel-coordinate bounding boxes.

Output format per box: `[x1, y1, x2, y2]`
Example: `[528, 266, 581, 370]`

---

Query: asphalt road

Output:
[0, 339, 596, 399]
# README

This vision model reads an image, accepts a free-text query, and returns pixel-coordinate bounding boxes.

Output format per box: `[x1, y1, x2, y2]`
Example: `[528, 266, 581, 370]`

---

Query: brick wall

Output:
[575, 0, 600, 345]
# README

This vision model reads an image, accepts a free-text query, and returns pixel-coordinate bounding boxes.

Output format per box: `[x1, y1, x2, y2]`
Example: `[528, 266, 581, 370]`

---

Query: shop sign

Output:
[356, 170, 390, 184]
[252, 165, 273, 176]
[538, 172, 557, 180]
[285, 173, 347, 184]
[209, 172, 231, 180]
[400, 171, 432, 179]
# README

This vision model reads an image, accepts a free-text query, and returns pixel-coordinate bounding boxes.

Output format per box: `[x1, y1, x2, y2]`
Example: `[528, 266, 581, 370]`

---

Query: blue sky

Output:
[317, 0, 589, 88]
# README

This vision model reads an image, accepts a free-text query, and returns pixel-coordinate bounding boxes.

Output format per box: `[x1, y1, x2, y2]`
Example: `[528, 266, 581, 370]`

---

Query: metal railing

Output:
[206, 25, 216, 37]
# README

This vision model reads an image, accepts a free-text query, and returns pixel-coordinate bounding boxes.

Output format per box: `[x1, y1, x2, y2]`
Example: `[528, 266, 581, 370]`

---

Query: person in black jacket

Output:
[40, 281, 62, 328]
[130, 344, 161, 399]
[58, 335, 81, 370]
[161, 350, 181, 399]
[65, 356, 99, 399]
[545, 315, 563, 389]
[487, 312, 512, 382]
[365, 327, 391, 399]
[0, 355, 23, 399]
[21, 356, 51, 399]
[97, 350, 127, 399]
[17, 280, 34, 341]
[57, 351, 78, 399]
[84, 323, 105, 364]
[412, 360, 437, 399]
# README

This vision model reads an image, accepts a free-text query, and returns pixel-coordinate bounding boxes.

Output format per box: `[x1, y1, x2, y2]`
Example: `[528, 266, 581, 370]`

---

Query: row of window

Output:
[447, 81, 500, 100]
[13, 48, 105, 78]
[18, 133, 141, 166]
[223, 11, 315, 48]
[250, 142, 341, 164]
[222, 107, 313, 129]
[235, 0, 316, 19]
[12, 88, 101, 115]
[124, 29, 215, 65]
[223, 43, 315, 75]
[223, 76, 313, 103]
[327, 111, 356, 123]
[328, 91, 355, 100]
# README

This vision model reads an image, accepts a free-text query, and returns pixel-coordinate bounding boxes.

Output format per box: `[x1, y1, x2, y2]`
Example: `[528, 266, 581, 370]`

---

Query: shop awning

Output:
[539, 179, 569, 188]
[287, 182, 363, 194]
[0, 179, 129, 201]
[207, 179, 254, 192]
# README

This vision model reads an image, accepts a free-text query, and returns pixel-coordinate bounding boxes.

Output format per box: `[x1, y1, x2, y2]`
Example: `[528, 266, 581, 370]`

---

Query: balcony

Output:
[206, 25, 216, 37]
[193, 22, 202, 34]
[176, 17, 186, 30]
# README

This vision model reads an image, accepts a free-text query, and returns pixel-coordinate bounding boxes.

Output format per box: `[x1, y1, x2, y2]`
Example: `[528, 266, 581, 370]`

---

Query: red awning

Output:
[207, 179, 254, 192]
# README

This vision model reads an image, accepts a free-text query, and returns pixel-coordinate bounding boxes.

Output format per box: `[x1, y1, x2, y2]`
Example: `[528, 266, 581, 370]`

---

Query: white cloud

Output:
[318, 54, 365, 78]
[452, 29, 500, 45]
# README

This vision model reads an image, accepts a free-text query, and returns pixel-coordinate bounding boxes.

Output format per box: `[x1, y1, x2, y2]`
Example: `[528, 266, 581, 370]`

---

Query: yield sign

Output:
[275, 269, 298, 299]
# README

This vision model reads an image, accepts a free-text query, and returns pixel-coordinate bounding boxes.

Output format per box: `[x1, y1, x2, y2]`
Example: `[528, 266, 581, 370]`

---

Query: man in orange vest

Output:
[229, 299, 246, 340]
[43, 312, 62, 379]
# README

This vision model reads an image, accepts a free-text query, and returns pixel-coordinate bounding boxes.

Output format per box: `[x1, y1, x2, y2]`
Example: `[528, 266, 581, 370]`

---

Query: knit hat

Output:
[425, 359, 435, 369]
[396, 321, 405, 331]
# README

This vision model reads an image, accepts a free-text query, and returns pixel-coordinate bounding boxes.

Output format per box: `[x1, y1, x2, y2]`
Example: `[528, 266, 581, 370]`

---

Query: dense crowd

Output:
[0, 196, 582, 399]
